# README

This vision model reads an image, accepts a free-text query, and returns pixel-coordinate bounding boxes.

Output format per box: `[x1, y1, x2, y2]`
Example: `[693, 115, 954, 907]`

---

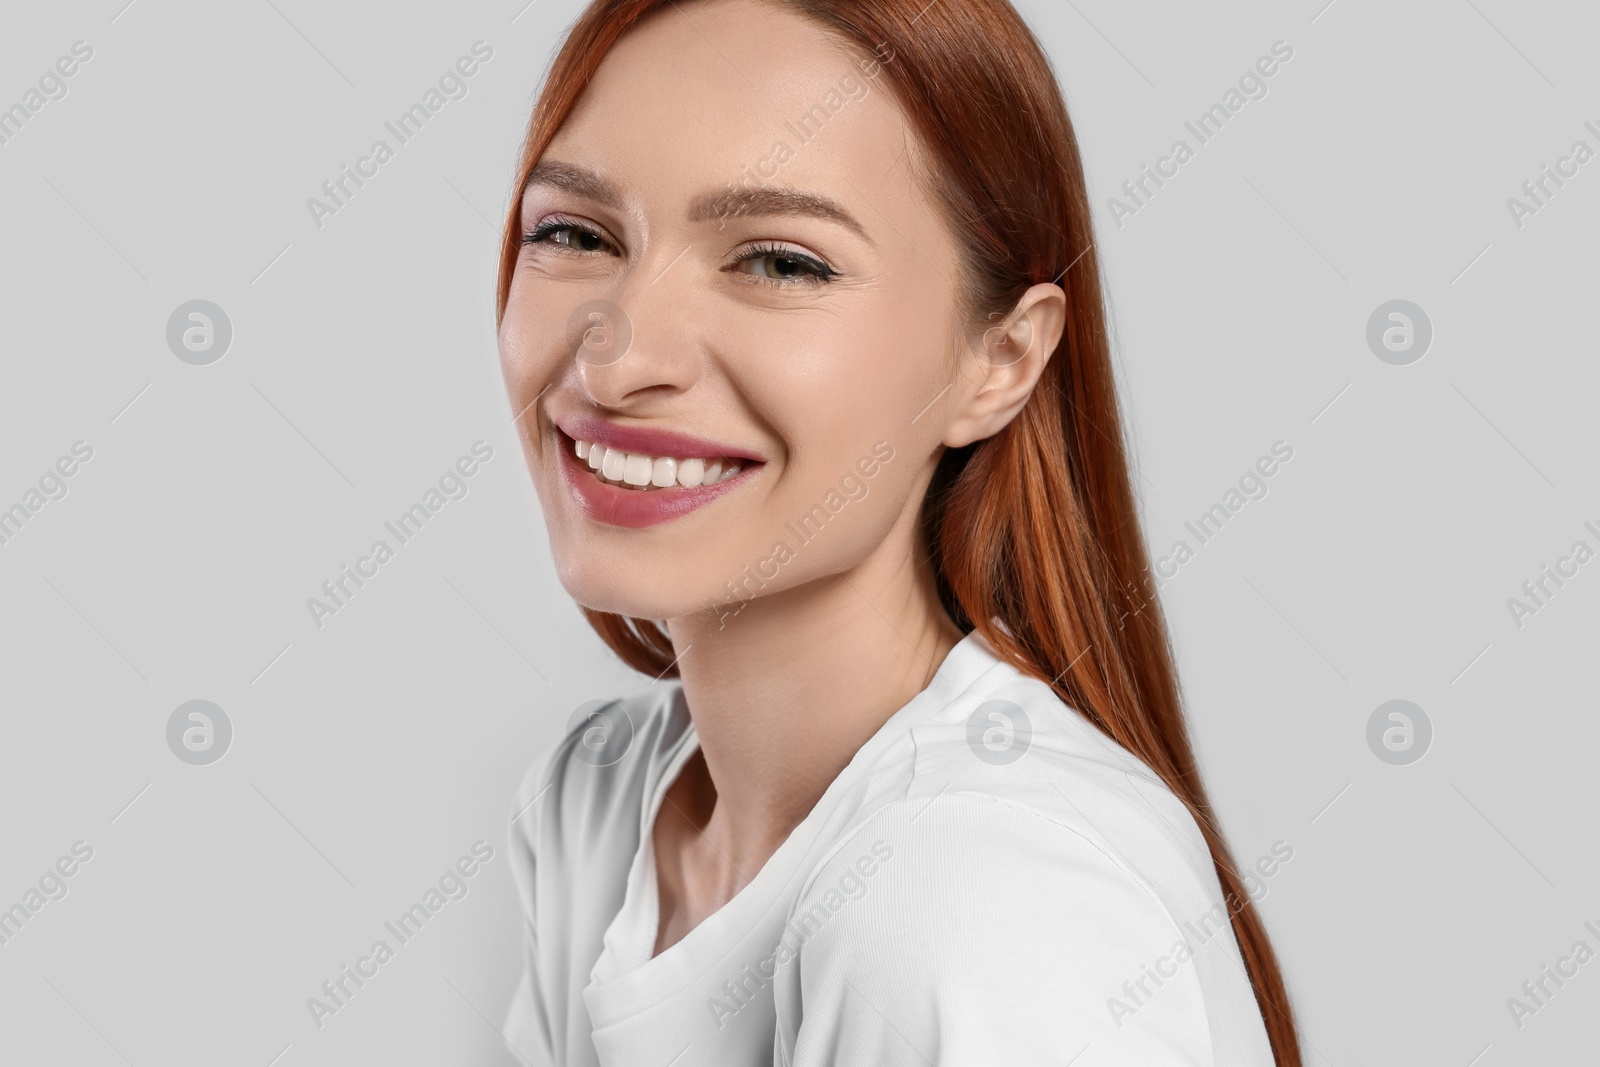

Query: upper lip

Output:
[553, 412, 767, 464]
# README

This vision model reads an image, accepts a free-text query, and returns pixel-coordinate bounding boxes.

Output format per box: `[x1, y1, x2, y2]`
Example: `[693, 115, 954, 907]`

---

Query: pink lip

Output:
[554, 413, 767, 466]
[552, 422, 764, 529]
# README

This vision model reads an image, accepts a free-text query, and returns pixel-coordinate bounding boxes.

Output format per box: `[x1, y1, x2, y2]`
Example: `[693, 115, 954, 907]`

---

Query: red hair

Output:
[495, 1, 1301, 1060]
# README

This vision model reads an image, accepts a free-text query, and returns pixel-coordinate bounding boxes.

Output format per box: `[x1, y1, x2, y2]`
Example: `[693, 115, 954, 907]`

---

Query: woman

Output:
[496, 0, 1300, 1063]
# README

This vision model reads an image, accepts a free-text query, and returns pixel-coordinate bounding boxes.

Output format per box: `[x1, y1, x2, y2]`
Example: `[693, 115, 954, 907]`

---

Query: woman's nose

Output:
[569, 298, 633, 369]
[573, 267, 701, 407]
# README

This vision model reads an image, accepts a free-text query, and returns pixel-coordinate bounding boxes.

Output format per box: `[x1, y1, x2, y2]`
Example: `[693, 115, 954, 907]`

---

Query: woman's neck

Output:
[661, 537, 963, 903]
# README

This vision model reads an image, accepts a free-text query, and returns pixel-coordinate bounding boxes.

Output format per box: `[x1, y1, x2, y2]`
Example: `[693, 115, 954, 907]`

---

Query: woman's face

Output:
[499, 0, 975, 623]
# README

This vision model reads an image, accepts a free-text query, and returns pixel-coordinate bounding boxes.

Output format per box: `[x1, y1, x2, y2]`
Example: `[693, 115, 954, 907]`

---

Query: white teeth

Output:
[572, 439, 744, 491]
[622, 453, 653, 486]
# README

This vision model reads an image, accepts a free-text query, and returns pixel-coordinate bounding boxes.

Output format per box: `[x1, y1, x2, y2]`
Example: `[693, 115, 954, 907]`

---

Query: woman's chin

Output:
[556, 568, 695, 622]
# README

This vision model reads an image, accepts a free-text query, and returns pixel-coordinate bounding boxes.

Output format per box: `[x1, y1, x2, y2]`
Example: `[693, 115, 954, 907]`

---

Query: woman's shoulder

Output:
[778, 784, 1273, 1064]
[506, 681, 691, 862]
[775, 666, 1275, 1063]
[500, 684, 692, 1060]
[848, 663, 1220, 890]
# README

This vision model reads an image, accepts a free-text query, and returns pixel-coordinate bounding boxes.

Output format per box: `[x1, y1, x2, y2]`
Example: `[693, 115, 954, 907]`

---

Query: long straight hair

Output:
[495, 0, 1300, 1059]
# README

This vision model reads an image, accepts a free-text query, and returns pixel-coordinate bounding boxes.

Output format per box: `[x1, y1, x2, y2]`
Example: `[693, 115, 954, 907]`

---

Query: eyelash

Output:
[738, 242, 837, 285]
[521, 218, 838, 286]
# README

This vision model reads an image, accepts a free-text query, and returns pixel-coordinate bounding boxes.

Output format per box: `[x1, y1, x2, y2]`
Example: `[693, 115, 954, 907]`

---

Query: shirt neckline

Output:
[584, 625, 1005, 1020]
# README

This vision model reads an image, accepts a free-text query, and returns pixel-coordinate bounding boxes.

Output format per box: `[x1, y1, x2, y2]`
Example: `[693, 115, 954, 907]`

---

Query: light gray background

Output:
[1, 0, 1594, 1063]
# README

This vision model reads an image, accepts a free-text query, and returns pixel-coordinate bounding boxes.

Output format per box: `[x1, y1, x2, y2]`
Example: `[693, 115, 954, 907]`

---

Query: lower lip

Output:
[556, 432, 762, 528]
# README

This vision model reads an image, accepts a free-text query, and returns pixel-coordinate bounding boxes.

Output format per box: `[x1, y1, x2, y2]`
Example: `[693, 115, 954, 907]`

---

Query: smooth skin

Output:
[498, 0, 1066, 957]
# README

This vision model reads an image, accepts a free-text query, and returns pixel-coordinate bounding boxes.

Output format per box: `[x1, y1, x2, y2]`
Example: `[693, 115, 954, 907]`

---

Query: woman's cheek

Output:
[497, 305, 535, 383]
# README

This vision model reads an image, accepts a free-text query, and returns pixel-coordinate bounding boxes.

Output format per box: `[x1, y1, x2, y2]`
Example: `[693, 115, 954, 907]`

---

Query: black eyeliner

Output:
[739, 242, 837, 282]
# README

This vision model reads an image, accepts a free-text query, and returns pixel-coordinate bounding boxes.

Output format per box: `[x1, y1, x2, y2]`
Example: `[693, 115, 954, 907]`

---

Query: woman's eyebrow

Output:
[688, 187, 874, 245]
[524, 159, 873, 245]
[523, 159, 625, 209]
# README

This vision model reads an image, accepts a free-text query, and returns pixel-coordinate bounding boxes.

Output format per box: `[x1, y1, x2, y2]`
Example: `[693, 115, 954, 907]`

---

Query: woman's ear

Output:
[944, 282, 1067, 449]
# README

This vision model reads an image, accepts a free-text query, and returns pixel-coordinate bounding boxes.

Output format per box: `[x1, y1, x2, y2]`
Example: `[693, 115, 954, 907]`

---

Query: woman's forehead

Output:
[549, 2, 914, 200]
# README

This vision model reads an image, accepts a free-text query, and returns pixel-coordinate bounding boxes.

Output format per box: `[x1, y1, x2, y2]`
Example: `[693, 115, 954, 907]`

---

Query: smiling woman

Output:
[493, 1, 1300, 1065]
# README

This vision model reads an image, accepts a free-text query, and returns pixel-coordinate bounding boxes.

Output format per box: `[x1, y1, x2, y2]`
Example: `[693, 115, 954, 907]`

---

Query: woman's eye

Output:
[524, 221, 611, 254]
[734, 246, 836, 285]
[552, 227, 605, 252]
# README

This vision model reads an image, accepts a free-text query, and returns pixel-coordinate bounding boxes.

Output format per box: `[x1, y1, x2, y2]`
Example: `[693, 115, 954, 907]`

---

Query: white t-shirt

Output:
[502, 627, 1277, 1066]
